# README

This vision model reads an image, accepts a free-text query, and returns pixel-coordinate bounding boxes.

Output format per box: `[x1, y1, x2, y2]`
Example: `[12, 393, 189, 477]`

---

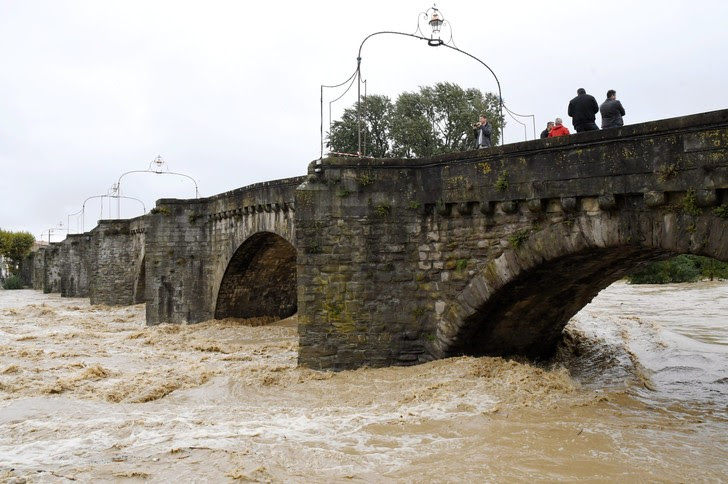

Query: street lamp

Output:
[353, 4, 505, 156]
[320, 4, 537, 159]
[42, 222, 65, 244]
[116, 155, 199, 218]
[79, 194, 146, 233]
[427, 5, 444, 46]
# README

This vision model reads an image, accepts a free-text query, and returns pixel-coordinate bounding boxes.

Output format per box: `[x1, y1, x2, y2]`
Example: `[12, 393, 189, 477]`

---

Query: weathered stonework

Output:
[144, 177, 301, 325]
[88, 218, 146, 305]
[296, 109, 728, 369]
[59, 234, 92, 297]
[24, 109, 728, 371]
[41, 244, 62, 294]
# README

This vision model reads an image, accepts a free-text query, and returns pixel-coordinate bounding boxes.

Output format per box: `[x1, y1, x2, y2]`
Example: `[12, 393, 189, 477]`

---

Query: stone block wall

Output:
[42, 244, 62, 294]
[296, 109, 728, 370]
[59, 234, 92, 297]
[31, 248, 45, 290]
[89, 218, 146, 305]
[145, 177, 301, 325]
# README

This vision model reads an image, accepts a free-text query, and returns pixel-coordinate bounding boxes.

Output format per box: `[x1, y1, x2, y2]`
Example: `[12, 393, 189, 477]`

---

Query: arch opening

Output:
[214, 232, 297, 321]
[444, 246, 673, 360]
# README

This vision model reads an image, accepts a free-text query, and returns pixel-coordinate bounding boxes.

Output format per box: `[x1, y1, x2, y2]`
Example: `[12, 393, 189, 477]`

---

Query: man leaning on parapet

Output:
[600, 89, 626, 128]
[568, 88, 600, 132]
[474, 114, 492, 149]
[540, 121, 554, 138]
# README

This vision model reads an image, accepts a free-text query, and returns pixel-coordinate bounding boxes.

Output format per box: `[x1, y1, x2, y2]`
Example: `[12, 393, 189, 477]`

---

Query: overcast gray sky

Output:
[1, 0, 727, 241]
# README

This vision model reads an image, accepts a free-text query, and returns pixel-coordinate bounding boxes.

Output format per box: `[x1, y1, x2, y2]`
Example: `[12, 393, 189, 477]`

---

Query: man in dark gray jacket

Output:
[568, 88, 600, 132]
[600, 89, 626, 128]
[474, 114, 492, 148]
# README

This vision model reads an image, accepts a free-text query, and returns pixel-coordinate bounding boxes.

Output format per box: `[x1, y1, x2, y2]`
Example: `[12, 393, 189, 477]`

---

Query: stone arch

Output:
[433, 209, 728, 360]
[214, 231, 297, 320]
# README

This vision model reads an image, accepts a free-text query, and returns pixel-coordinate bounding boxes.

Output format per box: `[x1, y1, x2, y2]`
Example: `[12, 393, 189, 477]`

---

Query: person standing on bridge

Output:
[568, 88, 600, 132]
[474, 114, 492, 149]
[600, 89, 626, 129]
[540, 121, 554, 138]
[548, 118, 570, 137]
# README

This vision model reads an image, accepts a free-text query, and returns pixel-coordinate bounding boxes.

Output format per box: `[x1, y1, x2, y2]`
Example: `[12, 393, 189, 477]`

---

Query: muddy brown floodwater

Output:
[1, 282, 727, 482]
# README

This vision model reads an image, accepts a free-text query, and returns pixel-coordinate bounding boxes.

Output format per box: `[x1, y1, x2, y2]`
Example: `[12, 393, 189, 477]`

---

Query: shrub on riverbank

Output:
[627, 255, 728, 284]
[2, 275, 23, 289]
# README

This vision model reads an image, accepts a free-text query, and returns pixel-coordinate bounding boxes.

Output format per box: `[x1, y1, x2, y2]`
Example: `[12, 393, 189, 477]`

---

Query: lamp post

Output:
[42, 222, 64, 244]
[67, 207, 83, 235]
[79, 194, 146, 233]
[355, 4, 505, 156]
[116, 155, 199, 218]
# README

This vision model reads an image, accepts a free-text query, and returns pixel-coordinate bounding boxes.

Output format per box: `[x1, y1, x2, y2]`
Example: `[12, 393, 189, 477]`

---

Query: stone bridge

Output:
[28, 109, 728, 370]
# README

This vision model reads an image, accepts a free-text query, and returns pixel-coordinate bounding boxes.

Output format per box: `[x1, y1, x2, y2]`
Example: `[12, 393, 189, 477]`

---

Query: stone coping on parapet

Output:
[155, 175, 307, 207]
[315, 108, 728, 172]
[92, 215, 148, 225]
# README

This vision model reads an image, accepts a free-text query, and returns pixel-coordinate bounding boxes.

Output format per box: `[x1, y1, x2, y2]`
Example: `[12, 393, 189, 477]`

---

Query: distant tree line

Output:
[627, 255, 728, 284]
[0, 229, 35, 288]
[327, 82, 503, 158]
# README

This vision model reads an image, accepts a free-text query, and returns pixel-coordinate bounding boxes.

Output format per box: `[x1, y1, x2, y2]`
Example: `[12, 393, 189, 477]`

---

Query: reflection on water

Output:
[0, 282, 727, 482]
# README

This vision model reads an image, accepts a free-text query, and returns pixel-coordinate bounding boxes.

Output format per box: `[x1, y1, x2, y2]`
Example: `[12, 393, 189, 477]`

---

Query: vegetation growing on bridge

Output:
[327, 82, 502, 157]
[494, 170, 509, 191]
[714, 203, 728, 218]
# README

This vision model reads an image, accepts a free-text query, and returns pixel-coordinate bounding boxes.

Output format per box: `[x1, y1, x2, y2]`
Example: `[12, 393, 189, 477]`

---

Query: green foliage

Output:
[373, 203, 391, 217]
[407, 200, 420, 210]
[494, 170, 509, 191]
[412, 307, 426, 319]
[150, 206, 171, 215]
[0, 229, 35, 275]
[328, 95, 394, 157]
[656, 162, 679, 182]
[455, 259, 468, 271]
[627, 255, 728, 284]
[327, 82, 503, 158]
[681, 189, 702, 216]
[713, 203, 728, 218]
[356, 170, 376, 187]
[3, 275, 23, 289]
[508, 228, 530, 249]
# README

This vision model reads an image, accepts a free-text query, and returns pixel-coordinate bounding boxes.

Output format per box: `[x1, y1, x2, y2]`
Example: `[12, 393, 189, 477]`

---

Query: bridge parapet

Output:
[297, 109, 728, 370]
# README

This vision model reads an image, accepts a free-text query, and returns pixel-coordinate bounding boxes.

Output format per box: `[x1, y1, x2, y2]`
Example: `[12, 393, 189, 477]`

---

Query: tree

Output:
[327, 94, 394, 157]
[327, 82, 503, 158]
[626, 255, 728, 284]
[0, 229, 35, 275]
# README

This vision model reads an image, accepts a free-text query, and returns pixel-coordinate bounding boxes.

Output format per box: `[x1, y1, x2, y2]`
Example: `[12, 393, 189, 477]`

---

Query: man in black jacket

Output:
[568, 88, 599, 132]
[540, 121, 554, 139]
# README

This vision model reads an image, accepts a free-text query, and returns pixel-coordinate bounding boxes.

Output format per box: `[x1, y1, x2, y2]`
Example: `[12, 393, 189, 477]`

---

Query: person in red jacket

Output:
[548, 117, 570, 137]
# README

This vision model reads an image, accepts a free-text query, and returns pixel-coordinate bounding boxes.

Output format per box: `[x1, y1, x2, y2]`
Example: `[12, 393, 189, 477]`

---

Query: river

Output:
[1, 281, 726, 482]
